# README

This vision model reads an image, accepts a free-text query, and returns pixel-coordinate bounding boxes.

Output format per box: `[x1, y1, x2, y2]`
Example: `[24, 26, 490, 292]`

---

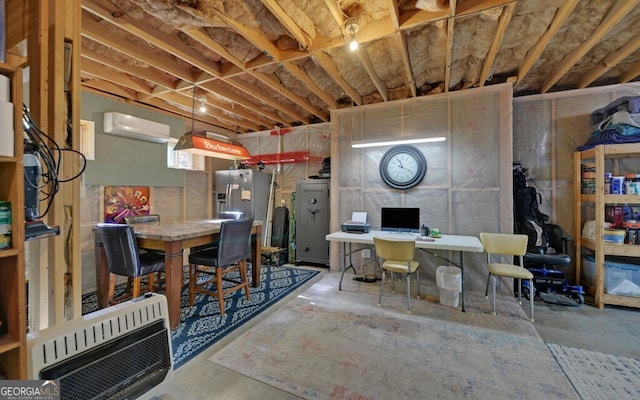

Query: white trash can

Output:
[436, 265, 462, 307]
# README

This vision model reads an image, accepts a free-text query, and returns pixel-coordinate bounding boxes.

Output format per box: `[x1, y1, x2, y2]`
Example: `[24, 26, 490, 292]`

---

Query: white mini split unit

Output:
[103, 112, 171, 143]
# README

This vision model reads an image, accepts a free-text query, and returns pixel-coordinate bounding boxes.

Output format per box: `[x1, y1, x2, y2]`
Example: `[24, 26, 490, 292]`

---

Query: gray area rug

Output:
[547, 342, 640, 400]
[211, 274, 579, 400]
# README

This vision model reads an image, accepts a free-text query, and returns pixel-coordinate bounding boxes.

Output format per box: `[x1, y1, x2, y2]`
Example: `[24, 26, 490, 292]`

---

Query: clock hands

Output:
[393, 158, 414, 174]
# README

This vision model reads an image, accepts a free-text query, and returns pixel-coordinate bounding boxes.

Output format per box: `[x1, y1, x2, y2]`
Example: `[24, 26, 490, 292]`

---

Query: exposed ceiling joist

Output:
[479, 3, 515, 87]
[69, 0, 640, 136]
[515, 0, 580, 86]
[541, 0, 640, 93]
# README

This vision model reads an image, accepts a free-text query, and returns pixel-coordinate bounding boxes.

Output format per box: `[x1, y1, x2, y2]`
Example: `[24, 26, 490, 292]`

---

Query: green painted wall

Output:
[80, 91, 186, 186]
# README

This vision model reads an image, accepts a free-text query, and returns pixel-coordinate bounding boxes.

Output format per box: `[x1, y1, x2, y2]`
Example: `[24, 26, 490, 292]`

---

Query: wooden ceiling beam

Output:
[81, 46, 176, 89]
[357, 46, 388, 102]
[201, 93, 272, 128]
[390, 0, 416, 97]
[182, 28, 308, 124]
[82, 81, 241, 133]
[444, 0, 456, 92]
[621, 61, 640, 83]
[323, 0, 345, 29]
[81, 59, 153, 94]
[156, 91, 262, 132]
[194, 9, 329, 123]
[516, 0, 579, 87]
[399, 8, 448, 29]
[479, 3, 515, 87]
[281, 61, 338, 109]
[456, 0, 516, 17]
[81, 77, 138, 99]
[260, 0, 313, 50]
[227, 76, 307, 125]
[540, 0, 640, 93]
[313, 51, 363, 106]
[177, 2, 281, 61]
[142, 96, 245, 133]
[199, 81, 288, 125]
[253, 71, 327, 121]
[81, 13, 195, 82]
[82, 0, 222, 78]
[579, 35, 640, 88]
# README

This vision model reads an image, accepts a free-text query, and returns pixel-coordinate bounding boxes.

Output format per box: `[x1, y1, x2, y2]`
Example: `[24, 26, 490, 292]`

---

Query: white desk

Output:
[326, 230, 484, 311]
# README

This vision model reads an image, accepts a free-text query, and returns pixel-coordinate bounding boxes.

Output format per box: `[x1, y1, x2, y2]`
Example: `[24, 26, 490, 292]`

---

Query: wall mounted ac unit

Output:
[103, 112, 171, 143]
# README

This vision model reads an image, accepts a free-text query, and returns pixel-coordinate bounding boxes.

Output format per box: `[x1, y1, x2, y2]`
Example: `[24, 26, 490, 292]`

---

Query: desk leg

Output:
[460, 250, 465, 312]
[251, 225, 262, 287]
[339, 242, 356, 291]
[165, 241, 183, 330]
[94, 239, 109, 309]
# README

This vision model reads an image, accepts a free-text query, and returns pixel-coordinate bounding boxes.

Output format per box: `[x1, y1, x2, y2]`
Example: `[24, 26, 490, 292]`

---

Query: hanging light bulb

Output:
[198, 96, 207, 113]
[344, 18, 360, 52]
[349, 38, 358, 52]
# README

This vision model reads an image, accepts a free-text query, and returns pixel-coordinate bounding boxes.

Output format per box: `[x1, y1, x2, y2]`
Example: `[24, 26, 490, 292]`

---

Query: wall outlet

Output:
[361, 249, 371, 258]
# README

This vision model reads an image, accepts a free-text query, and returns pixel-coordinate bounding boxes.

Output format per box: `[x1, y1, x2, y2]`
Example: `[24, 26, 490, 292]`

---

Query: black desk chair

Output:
[188, 218, 254, 315]
[96, 223, 166, 305]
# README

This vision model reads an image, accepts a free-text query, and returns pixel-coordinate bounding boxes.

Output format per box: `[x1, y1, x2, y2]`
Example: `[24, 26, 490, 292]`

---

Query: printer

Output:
[341, 211, 371, 234]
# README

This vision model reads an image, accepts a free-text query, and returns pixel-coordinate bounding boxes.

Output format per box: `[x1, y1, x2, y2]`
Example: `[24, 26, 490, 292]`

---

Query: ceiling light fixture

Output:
[344, 18, 360, 52]
[173, 85, 251, 160]
[351, 136, 446, 148]
[197, 95, 207, 113]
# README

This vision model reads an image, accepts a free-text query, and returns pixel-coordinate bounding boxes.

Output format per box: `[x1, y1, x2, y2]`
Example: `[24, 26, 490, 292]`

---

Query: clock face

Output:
[379, 145, 427, 190]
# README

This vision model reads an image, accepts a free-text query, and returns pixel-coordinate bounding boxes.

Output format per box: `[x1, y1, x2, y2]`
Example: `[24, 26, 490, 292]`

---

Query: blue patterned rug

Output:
[82, 265, 319, 369]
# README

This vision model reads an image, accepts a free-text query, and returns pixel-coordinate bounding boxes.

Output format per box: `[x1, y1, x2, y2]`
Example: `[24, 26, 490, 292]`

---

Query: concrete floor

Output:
[156, 270, 640, 400]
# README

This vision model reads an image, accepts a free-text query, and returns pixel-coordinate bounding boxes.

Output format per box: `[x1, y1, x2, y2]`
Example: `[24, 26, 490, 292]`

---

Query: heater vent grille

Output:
[28, 294, 173, 400]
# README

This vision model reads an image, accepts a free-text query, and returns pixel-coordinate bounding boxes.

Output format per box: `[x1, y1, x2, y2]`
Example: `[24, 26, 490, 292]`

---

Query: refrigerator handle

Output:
[225, 183, 231, 211]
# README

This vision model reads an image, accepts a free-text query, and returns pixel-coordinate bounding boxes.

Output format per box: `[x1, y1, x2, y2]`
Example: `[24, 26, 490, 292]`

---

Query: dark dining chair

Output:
[123, 214, 161, 224]
[96, 223, 166, 305]
[188, 218, 254, 314]
[123, 213, 165, 290]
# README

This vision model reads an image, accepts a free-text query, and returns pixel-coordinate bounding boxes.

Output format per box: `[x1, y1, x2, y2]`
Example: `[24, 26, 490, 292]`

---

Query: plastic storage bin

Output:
[436, 265, 462, 307]
[603, 229, 625, 244]
[581, 255, 596, 286]
[605, 260, 640, 296]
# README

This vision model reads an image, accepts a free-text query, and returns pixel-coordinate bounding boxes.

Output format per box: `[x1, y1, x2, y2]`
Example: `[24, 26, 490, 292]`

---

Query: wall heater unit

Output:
[27, 293, 173, 400]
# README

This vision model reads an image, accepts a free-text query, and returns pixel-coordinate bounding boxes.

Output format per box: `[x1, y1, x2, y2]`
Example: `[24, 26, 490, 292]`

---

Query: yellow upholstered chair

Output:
[479, 232, 534, 322]
[373, 237, 421, 314]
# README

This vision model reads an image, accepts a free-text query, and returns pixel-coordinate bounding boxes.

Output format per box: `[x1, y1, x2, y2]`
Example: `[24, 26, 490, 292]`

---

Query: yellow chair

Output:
[373, 237, 421, 314]
[479, 232, 534, 322]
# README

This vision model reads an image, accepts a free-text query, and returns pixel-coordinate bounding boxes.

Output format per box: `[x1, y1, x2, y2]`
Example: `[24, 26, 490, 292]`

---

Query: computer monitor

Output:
[380, 207, 420, 232]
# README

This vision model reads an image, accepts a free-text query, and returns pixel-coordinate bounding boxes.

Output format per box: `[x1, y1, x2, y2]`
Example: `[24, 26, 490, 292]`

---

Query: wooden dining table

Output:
[94, 219, 263, 330]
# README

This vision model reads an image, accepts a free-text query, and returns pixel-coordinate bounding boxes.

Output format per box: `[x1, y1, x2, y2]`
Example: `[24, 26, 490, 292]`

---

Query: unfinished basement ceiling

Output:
[78, 0, 640, 135]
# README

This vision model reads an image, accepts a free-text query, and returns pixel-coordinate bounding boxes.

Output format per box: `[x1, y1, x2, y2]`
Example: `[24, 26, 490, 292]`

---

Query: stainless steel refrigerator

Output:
[215, 169, 273, 244]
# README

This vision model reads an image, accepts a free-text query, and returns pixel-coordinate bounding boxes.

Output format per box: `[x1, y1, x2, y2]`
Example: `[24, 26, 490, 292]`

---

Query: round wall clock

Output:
[379, 145, 427, 190]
